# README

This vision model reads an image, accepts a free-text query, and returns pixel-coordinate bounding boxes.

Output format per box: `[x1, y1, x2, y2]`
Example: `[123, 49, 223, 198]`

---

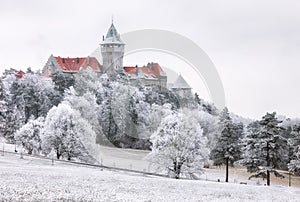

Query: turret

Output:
[100, 21, 125, 78]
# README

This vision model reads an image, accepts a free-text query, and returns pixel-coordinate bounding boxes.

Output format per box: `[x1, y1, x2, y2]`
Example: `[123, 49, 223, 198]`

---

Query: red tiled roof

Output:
[124, 63, 165, 78]
[17, 70, 25, 79]
[54, 57, 102, 73]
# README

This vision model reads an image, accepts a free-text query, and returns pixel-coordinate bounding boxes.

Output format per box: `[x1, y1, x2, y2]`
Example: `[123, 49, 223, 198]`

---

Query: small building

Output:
[16, 70, 25, 79]
[171, 74, 192, 96]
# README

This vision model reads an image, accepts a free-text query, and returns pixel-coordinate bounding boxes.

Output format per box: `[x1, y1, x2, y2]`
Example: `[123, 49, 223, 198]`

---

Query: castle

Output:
[42, 22, 190, 93]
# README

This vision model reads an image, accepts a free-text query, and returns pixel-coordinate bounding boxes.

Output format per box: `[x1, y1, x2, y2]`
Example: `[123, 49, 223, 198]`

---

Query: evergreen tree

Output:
[3, 106, 25, 143]
[0, 80, 7, 138]
[194, 93, 218, 115]
[240, 112, 288, 186]
[288, 124, 300, 175]
[10, 72, 58, 123]
[211, 107, 243, 182]
[51, 69, 75, 96]
[0, 69, 21, 142]
[240, 121, 262, 173]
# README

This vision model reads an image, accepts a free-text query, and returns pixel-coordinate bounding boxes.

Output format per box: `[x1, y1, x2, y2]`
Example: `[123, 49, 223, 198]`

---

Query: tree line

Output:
[0, 67, 299, 185]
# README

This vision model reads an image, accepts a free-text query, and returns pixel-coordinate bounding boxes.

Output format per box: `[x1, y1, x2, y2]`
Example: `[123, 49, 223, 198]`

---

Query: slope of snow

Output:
[2, 143, 300, 188]
[1, 153, 300, 201]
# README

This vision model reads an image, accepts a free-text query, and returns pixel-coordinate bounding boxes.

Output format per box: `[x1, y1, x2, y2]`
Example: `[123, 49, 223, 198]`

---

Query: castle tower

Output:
[171, 74, 192, 96]
[100, 21, 125, 78]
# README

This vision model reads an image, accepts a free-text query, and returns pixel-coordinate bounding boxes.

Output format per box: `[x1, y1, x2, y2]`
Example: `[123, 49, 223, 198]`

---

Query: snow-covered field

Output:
[1, 152, 300, 201]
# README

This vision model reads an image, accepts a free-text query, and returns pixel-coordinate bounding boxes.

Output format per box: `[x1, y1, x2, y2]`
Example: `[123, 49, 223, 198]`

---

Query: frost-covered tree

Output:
[194, 93, 218, 115]
[0, 69, 23, 142]
[96, 79, 151, 148]
[10, 71, 58, 123]
[96, 79, 118, 144]
[210, 107, 243, 182]
[111, 82, 131, 139]
[194, 110, 219, 150]
[135, 100, 152, 139]
[143, 86, 180, 109]
[64, 87, 105, 144]
[51, 69, 75, 95]
[15, 117, 44, 154]
[1, 105, 24, 143]
[288, 124, 300, 175]
[127, 89, 154, 148]
[0, 80, 7, 137]
[74, 67, 99, 95]
[240, 112, 288, 186]
[148, 103, 173, 134]
[41, 103, 100, 162]
[148, 111, 209, 179]
[240, 121, 261, 172]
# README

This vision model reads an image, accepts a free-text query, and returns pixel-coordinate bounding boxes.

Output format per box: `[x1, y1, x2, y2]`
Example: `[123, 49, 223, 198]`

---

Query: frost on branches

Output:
[41, 103, 100, 162]
[211, 107, 243, 182]
[148, 110, 209, 179]
[10, 70, 59, 123]
[240, 112, 288, 186]
[288, 124, 300, 175]
[15, 117, 44, 154]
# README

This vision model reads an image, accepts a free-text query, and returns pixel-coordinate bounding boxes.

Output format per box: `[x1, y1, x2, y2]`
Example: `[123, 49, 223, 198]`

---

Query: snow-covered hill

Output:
[0, 152, 300, 201]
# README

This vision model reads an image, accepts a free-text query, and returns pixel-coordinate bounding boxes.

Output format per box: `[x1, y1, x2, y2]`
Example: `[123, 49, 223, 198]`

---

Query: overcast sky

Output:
[0, 0, 299, 120]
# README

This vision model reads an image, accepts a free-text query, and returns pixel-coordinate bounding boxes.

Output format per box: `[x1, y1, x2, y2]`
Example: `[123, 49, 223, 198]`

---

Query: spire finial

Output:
[112, 15, 114, 24]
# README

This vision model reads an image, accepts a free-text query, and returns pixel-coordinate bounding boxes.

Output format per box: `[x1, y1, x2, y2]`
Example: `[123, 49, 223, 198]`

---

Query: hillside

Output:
[1, 151, 300, 201]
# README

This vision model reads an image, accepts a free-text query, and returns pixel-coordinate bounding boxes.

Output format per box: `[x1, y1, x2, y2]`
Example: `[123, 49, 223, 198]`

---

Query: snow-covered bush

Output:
[15, 117, 44, 154]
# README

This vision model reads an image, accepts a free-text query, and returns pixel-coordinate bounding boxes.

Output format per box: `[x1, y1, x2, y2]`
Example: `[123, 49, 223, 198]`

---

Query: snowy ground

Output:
[2, 143, 300, 188]
[1, 151, 300, 201]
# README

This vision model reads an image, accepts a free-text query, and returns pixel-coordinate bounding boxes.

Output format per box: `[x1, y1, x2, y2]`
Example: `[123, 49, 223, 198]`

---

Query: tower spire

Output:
[112, 15, 114, 24]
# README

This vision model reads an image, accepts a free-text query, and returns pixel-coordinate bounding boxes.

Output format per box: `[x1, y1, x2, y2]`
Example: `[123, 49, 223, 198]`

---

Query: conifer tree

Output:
[288, 124, 300, 175]
[240, 112, 288, 186]
[211, 107, 243, 182]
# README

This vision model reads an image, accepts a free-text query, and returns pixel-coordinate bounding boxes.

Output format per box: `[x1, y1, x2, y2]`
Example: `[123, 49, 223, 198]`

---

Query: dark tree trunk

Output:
[266, 142, 270, 186]
[56, 149, 61, 159]
[174, 161, 182, 179]
[28, 148, 32, 155]
[225, 157, 229, 182]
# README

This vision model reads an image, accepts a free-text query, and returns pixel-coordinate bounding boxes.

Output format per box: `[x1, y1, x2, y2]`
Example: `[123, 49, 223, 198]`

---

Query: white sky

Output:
[0, 0, 299, 120]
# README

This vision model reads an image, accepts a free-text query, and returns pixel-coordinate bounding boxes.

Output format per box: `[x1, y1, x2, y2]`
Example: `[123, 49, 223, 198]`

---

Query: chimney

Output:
[76, 57, 79, 64]
[62, 58, 65, 63]
[102, 35, 104, 41]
